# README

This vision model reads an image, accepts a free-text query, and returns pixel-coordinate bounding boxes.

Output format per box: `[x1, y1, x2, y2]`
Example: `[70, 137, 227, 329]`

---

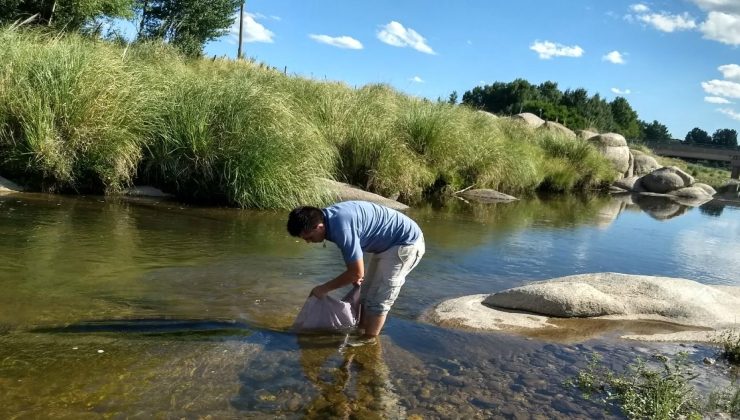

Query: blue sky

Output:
[138, 1, 740, 139]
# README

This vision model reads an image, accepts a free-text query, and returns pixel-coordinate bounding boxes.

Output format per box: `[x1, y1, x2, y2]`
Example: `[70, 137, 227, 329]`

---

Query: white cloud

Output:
[691, 0, 740, 14]
[719, 64, 740, 81]
[611, 87, 632, 95]
[602, 50, 626, 64]
[702, 79, 740, 98]
[718, 108, 740, 120]
[700, 11, 740, 46]
[705, 96, 732, 104]
[409, 76, 424, 83]
[638, 12, 697, 32]
[377, 21, 435, 54]
[630, 4, 650, 13]
[529, 40, 584, 59]
[230, 13, 275, 43]
[309, 34, 363, 49]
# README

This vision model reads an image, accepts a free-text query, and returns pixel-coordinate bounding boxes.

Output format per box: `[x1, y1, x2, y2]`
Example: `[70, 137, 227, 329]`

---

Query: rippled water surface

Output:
[1, 192, 738, 418]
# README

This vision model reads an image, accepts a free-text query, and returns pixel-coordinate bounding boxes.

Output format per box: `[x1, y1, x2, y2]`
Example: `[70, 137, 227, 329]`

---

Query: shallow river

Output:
[1, 192, 738, 419]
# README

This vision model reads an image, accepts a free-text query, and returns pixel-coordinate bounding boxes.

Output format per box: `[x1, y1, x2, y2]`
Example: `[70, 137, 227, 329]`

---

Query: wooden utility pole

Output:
[237, 1, 245, 59]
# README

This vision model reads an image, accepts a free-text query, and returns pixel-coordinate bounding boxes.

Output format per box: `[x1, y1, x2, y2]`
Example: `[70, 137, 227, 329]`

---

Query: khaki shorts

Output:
[360, 236, 425, 315]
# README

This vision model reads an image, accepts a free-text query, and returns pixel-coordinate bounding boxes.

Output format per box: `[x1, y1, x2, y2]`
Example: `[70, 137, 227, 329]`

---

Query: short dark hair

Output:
[287, 206, 324, 237]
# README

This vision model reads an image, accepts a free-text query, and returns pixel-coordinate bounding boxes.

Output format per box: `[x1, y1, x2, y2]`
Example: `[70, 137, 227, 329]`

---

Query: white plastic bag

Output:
[292, 285, 361, 331]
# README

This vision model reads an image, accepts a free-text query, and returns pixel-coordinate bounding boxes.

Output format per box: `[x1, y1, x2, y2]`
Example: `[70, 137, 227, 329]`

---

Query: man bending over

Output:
[287, 201, 425, 344]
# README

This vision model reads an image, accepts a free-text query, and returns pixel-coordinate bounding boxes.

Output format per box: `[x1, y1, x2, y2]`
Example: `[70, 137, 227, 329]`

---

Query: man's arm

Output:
[310, 258, 364, 298]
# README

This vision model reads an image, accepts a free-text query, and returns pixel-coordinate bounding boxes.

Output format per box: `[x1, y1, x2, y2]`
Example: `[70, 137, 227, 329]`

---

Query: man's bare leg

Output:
[362, 313, 386, 337]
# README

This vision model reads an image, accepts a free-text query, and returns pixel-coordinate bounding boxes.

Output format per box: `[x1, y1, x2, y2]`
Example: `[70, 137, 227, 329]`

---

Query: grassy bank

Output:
[0, 27, 617, 209]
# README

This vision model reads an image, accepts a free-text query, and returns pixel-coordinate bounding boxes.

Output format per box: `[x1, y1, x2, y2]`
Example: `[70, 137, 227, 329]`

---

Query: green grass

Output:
[567, 352, 740, 419]
[717, 330, 740, 365]
[0, 26, 619, 208]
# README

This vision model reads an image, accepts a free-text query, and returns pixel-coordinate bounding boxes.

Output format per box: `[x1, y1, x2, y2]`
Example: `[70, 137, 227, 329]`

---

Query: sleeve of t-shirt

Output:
[334, 226, 363, 264]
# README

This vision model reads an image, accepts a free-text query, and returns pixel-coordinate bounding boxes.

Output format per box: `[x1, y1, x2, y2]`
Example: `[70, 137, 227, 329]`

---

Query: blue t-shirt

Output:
[322, 201, 421, 264]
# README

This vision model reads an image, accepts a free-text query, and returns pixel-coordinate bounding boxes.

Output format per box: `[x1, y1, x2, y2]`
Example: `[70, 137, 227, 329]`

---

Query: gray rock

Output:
[483, 273, 740, 329]
[692, 183, 717, 196]
[320, 178, 409, 211]
[576, 129, 599, 141]
[512, 112, 545, 128]
[458, 189, 518, 203]
[477, 110, 498, 119]
[540, 121, 576, 139]
[631, 150, 661, 176]
[589, 132, 627, 147]
[0, 175, 23, 192]
[641, 166, 693, 194]
[123, 186, 173, 198]
[588, 133, 631, 176]
[669, 186, 712, 200]
[613, 176, 645, 192]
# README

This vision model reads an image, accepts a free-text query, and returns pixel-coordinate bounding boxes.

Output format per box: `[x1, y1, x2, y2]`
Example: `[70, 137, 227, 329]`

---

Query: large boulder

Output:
[612, 176, 646, 193]
[630, 150, 661, 176]
[477, 110, 498, 119]
[430, 273, 740, 342]
[692, 183, 716, 196]
[482, 273, 740, 329]
[512, 112, 544, 128]
[320, 179, 409, 211]
[641, 166, 694, 194]
[0, 175, 22, 192]
[576, 129, 599, 141]
[670, 186, 712, 200]
[540, 121, 576, 139]
[588, 133, 631, 176]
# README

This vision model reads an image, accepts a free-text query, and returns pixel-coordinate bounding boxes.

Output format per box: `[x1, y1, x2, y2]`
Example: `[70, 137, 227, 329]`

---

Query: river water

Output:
[0, 192, 738, 418]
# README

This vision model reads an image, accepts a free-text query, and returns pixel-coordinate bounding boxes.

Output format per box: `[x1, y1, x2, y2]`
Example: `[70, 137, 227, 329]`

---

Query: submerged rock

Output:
[0, 175, 23, 192]
[457, 189, 517, 203]
[123, 186, 173, 198]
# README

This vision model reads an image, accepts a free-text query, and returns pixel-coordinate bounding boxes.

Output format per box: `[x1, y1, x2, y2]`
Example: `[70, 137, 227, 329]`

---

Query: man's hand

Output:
[310, 284, 329, 299]
[353, 277, 364, 286]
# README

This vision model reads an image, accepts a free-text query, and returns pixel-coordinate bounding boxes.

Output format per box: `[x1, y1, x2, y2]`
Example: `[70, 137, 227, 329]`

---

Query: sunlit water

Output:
[1, 192, 738, 418]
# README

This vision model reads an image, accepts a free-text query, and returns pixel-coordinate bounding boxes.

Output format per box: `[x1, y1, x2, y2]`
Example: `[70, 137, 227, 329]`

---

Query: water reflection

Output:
[232, 332, 405, 418]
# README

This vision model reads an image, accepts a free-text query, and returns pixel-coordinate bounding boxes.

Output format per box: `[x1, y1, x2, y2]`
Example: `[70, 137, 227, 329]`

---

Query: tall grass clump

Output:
[0, 27, 150, 193]
[0, 27, 620, 208]
[141, 64, 335, 208]
[535, 131, 616, 191]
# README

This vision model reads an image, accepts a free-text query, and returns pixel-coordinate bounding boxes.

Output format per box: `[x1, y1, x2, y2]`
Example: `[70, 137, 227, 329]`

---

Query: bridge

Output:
[640, 141, 740, 179]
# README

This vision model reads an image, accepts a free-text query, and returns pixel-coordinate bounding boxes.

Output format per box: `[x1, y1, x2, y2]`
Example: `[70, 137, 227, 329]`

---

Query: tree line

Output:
[458, 79, 738, 147]
[0, 0, 241, 56]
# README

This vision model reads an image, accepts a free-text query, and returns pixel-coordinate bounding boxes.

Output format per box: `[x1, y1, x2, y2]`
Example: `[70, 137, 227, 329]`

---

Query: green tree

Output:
[583, 94, 614, 132]
[640, 120, 672, 142]
[0, 0, 133, 30]
[137, 0, 240, 57]
[711, 128, 738, 147]
[461, 79, 539, 115]
[609, 97, 640, 139]
[685, 127, 711, 144]
[448, 90, 458, 105]
[537, 81, 562, 104]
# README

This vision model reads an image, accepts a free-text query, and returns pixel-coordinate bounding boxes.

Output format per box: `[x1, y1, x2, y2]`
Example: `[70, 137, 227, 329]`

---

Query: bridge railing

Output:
[634, 139, 740, 151]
